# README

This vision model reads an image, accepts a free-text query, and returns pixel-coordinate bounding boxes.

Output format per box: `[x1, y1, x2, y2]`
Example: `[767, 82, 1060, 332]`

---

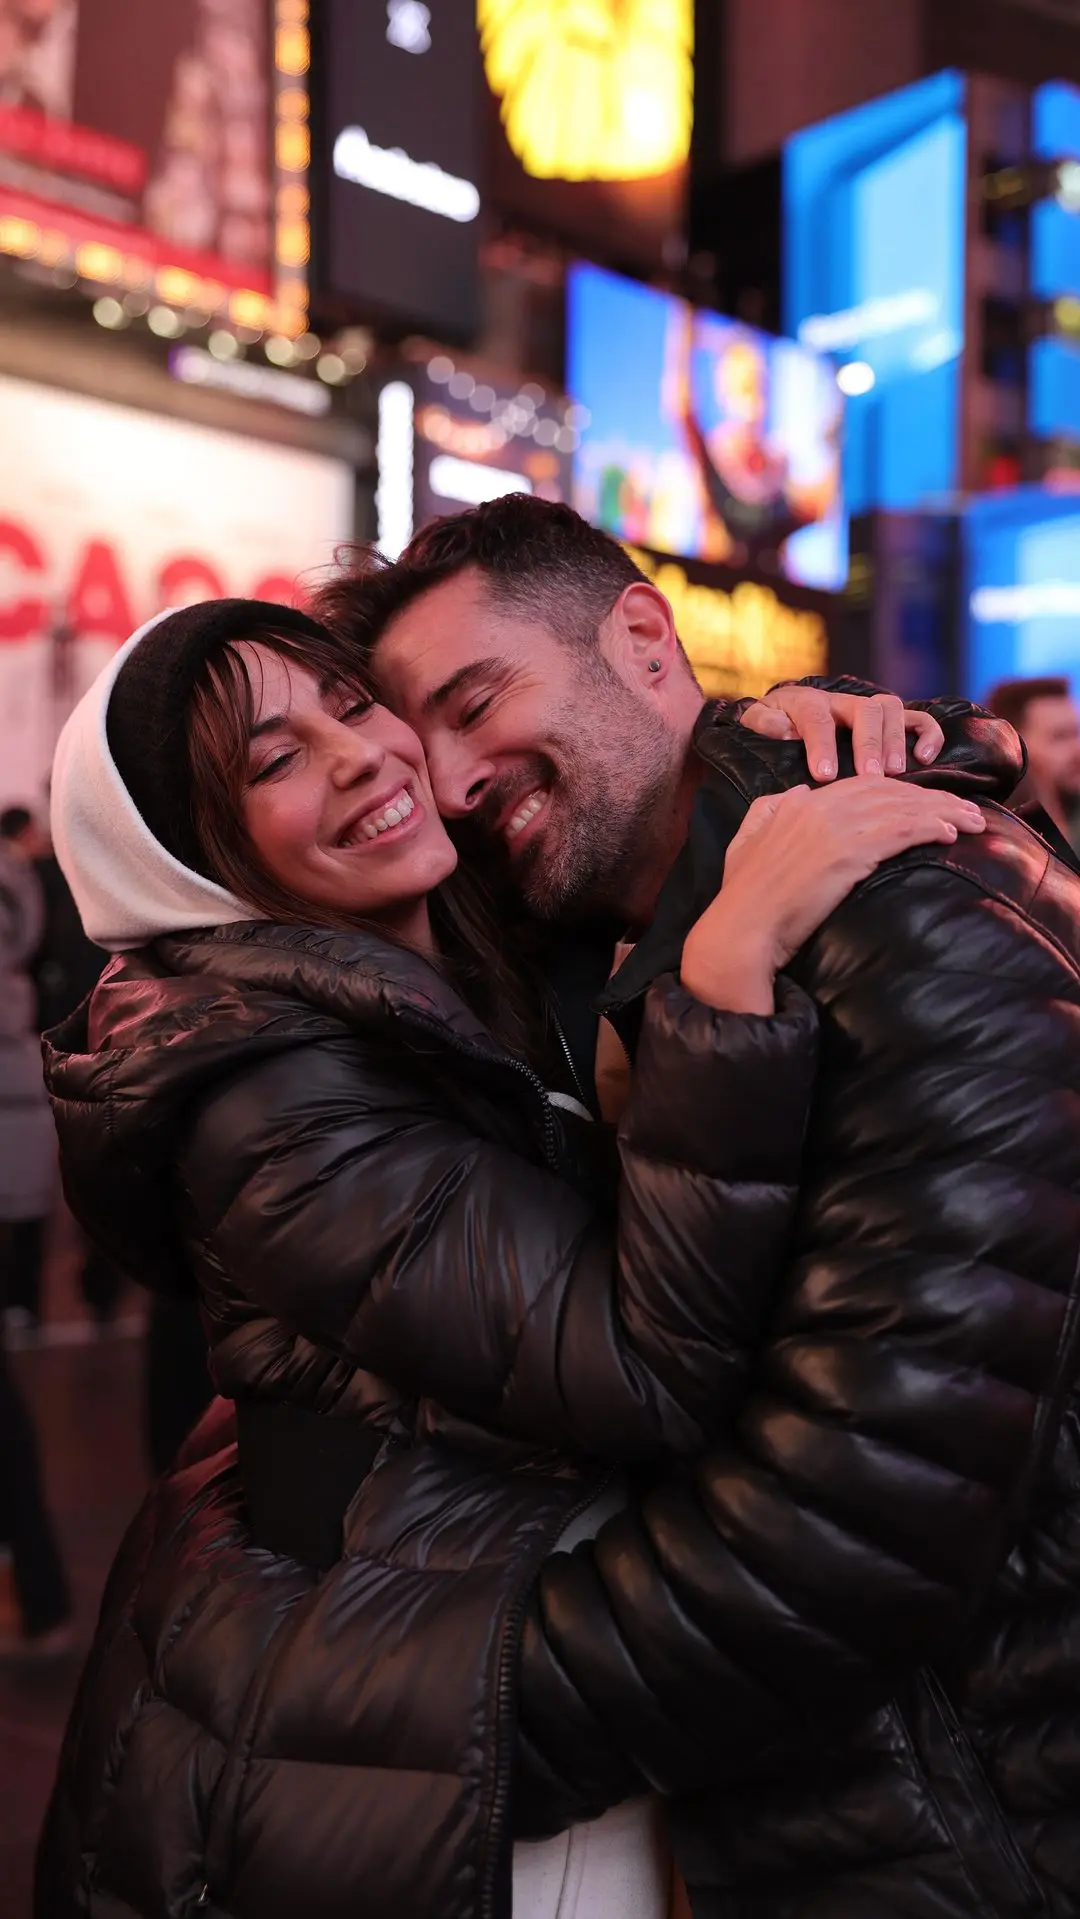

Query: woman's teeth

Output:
[506, 791, 545, 840]
[341, 789, 414, 846]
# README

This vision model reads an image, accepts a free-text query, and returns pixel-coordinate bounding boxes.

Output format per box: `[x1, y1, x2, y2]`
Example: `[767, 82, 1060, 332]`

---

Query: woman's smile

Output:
[333, 783, 422, 848]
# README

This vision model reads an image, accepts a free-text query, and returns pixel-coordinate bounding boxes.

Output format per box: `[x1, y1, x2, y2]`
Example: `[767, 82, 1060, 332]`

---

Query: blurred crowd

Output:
[0, 802, 211, 1658]
[988, 675, 1080, 856]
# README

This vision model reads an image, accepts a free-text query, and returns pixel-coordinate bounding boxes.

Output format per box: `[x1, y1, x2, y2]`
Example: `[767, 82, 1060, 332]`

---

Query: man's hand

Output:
[739, 684, 945, 783]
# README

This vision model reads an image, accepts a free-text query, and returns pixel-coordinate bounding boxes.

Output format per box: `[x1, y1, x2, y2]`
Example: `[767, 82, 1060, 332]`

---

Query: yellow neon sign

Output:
[625, 547, 829, 700]
[478, 0, 693, 183]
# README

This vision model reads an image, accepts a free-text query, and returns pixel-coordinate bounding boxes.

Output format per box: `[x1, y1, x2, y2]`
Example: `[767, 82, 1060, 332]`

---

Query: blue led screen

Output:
[964, 487, 1080, 699]
[1030, 82, 1080, 439]
[784, 71, 967, 516]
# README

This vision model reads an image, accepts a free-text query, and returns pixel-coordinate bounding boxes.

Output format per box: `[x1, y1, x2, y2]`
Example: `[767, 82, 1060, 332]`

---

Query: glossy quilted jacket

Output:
[39, 919, 817, 1919]
[514, 706, 1080, 1917]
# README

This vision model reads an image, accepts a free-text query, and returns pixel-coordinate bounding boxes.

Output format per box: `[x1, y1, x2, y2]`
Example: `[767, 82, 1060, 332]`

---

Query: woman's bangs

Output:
[248, 625, 378, 709]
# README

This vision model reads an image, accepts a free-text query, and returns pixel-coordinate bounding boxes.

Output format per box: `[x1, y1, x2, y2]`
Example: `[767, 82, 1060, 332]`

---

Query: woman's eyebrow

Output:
[248, 714, 289, 739]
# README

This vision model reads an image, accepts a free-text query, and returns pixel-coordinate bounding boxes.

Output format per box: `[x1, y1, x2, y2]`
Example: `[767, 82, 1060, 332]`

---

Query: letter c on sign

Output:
[0, 519, 47, 642]
[157, 557, 228, 607]
[250, 573, 306, 608]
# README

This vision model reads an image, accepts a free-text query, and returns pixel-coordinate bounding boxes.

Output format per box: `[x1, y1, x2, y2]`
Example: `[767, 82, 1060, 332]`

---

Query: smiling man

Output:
[309, 495, 1080, 1919]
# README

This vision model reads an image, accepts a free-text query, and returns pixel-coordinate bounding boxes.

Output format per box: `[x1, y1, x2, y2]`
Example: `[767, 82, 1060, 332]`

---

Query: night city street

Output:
[6, 2, 1080, 1916]
[0, 1235, 145, 1919]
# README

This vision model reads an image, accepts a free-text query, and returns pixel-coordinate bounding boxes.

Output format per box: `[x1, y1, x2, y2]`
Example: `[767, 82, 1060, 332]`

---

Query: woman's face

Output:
[238, 642, 457, 940]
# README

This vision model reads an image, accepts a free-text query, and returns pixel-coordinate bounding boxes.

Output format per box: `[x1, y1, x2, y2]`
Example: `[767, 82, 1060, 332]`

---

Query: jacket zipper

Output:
[920, 1671, 1045, 1915]
[478, 1470, 615, 1919]
[551, 1013, 589, 1110]
[409, 1012, 561, 1169]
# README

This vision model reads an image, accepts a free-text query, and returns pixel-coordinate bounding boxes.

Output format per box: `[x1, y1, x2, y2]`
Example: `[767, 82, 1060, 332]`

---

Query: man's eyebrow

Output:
[421, 657, 506, 717]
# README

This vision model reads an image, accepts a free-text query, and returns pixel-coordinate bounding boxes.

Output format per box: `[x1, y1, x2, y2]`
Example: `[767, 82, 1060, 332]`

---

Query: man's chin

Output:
[517, 849, 609, 922]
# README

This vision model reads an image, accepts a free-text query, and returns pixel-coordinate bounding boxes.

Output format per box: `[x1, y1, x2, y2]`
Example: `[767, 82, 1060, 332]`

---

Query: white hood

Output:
[51, 611, 255, 952]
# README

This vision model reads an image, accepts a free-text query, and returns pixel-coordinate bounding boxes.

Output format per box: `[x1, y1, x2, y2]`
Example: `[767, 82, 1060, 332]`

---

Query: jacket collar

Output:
[157, 919, 510, 1063]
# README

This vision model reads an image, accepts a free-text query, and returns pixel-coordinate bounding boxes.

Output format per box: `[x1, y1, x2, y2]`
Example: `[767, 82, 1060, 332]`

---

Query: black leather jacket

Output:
[40, 701, 1080, 1919]
[515, 702, 1080, 1917]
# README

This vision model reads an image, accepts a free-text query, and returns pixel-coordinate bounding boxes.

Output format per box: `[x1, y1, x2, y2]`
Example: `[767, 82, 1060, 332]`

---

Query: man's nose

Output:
[427, 738, 495, 819]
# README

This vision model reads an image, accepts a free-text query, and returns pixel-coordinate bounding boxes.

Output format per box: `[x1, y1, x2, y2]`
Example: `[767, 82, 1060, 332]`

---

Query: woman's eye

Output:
[343, 699, 373, 722]
[248, 750, 297, 786]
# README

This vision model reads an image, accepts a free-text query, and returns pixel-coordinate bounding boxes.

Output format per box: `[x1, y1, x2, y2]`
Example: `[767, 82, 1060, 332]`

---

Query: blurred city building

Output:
[3, 0, 1080, 802]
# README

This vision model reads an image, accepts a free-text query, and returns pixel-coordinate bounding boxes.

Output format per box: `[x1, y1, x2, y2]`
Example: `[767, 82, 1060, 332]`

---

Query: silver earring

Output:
[648, 659, 661, 673]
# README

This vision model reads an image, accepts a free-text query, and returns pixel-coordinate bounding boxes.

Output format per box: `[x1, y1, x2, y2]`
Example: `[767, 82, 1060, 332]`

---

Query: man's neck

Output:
[1036, 780, 1076, 839]
[618, 742, 706, 935]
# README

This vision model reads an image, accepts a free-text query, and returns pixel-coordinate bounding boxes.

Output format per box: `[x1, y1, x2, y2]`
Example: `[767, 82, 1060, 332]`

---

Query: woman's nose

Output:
[329, 721, 385, 783]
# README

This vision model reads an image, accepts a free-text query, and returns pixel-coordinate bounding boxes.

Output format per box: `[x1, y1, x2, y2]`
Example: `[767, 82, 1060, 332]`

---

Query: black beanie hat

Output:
[105, 599, 334, 877]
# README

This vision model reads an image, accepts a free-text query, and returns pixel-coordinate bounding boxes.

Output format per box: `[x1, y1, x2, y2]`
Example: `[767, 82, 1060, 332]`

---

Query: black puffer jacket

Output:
[43, 701, 1080, 1919]
[39, 917, 818, 1919]
[514, 703, 1080, 1916]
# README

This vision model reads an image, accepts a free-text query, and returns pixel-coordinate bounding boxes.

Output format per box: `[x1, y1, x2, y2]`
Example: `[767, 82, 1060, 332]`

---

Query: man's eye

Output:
[461, 697, 492, 727]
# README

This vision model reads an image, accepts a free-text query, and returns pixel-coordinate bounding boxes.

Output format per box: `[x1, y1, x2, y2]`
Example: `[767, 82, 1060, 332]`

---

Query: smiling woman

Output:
[57, 597, 545, 1061]
[186, 634, 456, 949]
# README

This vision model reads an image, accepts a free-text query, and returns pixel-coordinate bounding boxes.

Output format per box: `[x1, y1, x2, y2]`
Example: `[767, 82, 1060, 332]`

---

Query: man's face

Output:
[373, 567, 684, 920]
[1022, 694, 1080, 804]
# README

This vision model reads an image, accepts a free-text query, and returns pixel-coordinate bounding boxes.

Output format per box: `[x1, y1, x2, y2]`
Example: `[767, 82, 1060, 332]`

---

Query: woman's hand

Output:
[682, 782, 986, 1014]
[739, 684, 945, 782]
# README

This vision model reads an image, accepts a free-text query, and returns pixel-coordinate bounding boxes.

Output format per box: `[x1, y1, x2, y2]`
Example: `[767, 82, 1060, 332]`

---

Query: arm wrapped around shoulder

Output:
[181, 975, 819, 1467]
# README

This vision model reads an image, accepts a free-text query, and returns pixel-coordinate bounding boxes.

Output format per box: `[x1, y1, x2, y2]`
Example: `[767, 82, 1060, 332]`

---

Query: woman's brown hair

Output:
[184, 622, 554, 1067]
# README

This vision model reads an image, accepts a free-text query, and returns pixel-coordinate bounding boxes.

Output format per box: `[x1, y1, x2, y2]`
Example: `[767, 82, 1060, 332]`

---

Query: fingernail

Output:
[917, 741, 935, 761]
[886, 753, 904, 774]
[865, 758, 881, 776]
[817, 759, 836, 780]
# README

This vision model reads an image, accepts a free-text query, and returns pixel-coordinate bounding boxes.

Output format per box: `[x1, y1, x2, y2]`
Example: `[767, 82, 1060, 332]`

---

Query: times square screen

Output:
[965, 488, 1080, 700]
[784, 70, 967, 517]
[566, 263, 847, 593]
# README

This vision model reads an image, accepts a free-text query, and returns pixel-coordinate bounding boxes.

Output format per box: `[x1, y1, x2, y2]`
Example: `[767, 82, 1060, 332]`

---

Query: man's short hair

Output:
[315, 495, 659, 663]
[986, 676, 1072, 733]
[0, 804, 32, 840]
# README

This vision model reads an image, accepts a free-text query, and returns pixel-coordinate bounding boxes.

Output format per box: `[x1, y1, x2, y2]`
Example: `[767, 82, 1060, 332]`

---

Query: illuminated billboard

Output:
[319, 0, 480, 339]
[567, 263, 846, 593]
[625, 544, 830, 700]
[1030, 81, 1080, 441]
[480, 0, 692, 274]
[0, 0, 308, 335]
[964, 487, 1080, 699]
[0, 371, 353, 807]
[375, 356, 576, 559]
[784, 71, 967, 516]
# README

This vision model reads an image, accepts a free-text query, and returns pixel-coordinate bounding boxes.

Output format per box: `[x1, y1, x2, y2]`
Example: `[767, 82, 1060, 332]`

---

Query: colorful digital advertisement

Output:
[567, 262, 847, 592]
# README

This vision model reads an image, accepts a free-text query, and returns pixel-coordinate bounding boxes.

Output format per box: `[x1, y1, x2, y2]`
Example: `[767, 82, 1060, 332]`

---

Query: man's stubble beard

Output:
[493, 683, 684, 923]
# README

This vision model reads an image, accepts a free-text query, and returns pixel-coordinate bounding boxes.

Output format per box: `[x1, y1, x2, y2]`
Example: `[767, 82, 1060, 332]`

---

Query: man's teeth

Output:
[506, 792, 545, 840]
[342, 789, 414, 845]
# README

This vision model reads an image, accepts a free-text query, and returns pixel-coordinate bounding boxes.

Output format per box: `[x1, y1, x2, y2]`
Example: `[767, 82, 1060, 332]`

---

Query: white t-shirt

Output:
[511, 1481, 671, 1918]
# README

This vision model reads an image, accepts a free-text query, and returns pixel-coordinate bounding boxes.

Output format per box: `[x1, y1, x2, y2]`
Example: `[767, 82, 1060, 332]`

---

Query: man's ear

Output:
[602, 582, 681, 690]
